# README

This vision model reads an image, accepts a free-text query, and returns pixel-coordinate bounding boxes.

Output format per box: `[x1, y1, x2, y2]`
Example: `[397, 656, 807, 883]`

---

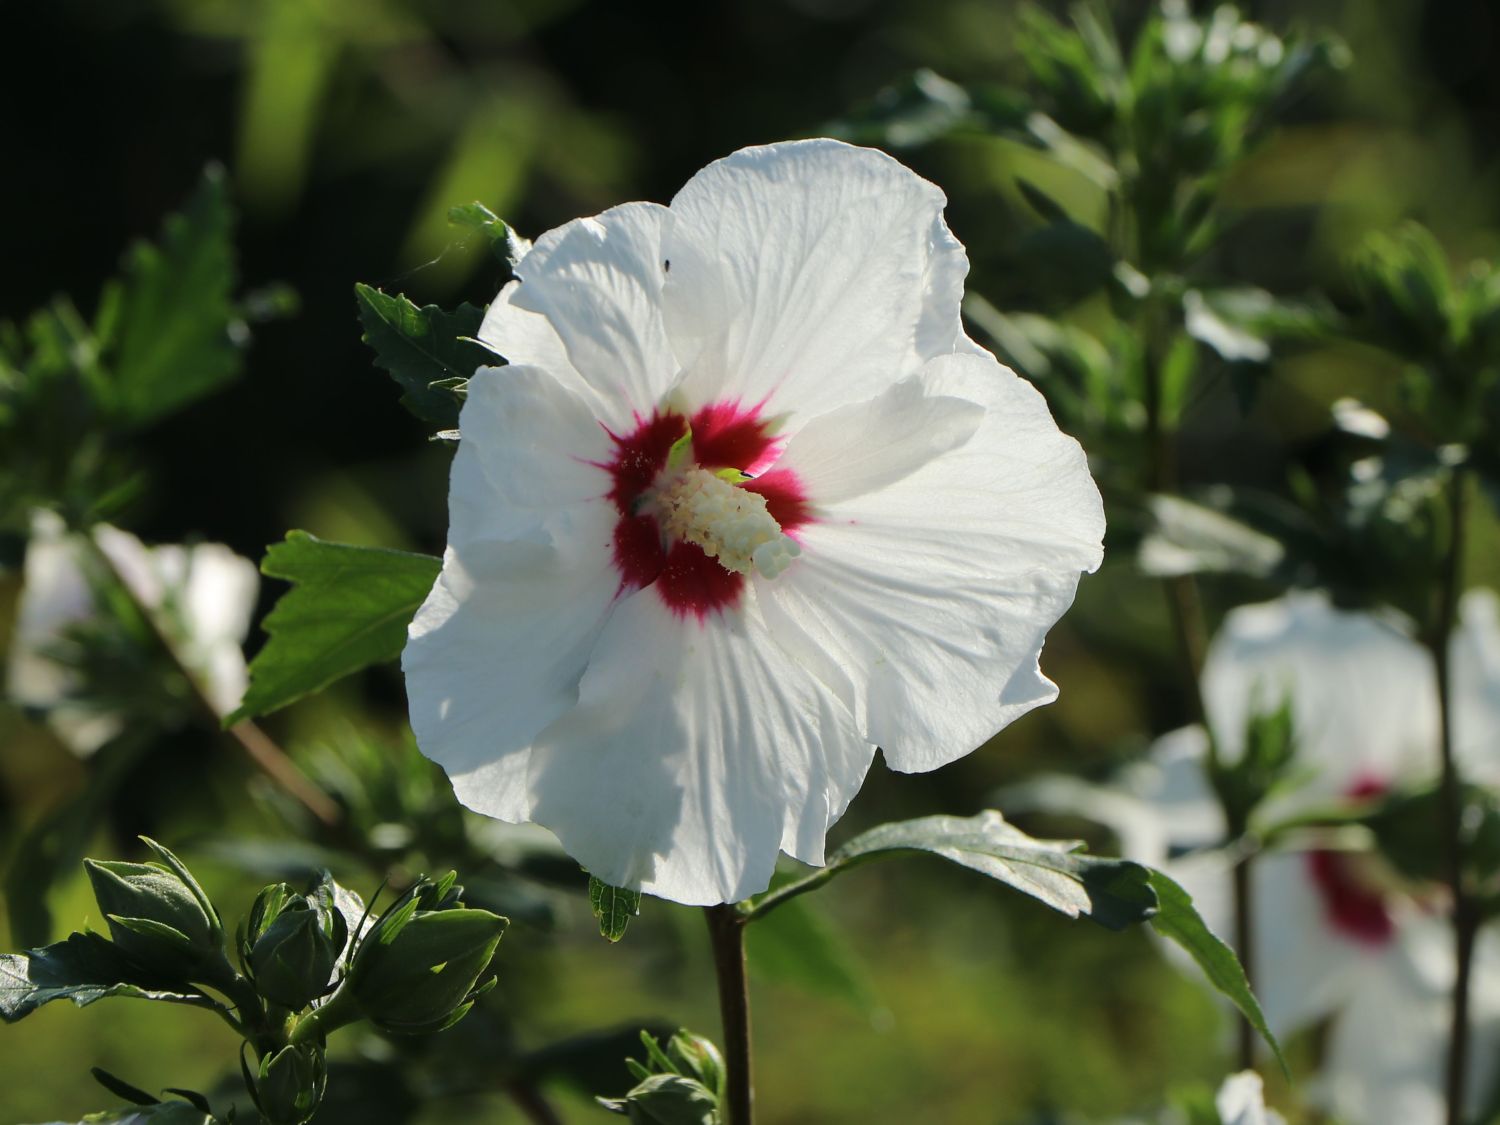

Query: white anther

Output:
[655, 468, 799, 579]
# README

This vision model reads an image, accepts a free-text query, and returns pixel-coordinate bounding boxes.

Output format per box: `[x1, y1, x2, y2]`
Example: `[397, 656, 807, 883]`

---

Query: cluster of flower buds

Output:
[598, 1029, 726, 1124]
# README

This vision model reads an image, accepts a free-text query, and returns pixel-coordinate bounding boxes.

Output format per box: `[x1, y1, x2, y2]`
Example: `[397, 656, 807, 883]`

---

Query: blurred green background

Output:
[3, 0, 1500, 1121]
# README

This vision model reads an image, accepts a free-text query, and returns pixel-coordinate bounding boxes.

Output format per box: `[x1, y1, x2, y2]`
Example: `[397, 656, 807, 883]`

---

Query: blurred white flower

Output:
[7, 511, 259, 753]
[403, 139, 1105, 905]
[1215, 1070, 1284, 1125]
[1121, 591, 1500, 1125]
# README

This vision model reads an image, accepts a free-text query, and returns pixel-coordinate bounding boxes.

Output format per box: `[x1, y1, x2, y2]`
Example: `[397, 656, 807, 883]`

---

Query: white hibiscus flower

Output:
[1078, 590, 1500, 1125]
[403, 139, 1105, 906]
[7, 511, 259, 753]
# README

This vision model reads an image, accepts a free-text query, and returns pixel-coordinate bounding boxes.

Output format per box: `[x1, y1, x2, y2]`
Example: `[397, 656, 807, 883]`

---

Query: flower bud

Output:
[84, 838, 224, 978]
[344, 872, 506, 1035]
[598, 1074, 719, 1125]
[664, 1030, 725, 1101]
[248, 889, 347, 1011]
[253, 1043, 327, 1125]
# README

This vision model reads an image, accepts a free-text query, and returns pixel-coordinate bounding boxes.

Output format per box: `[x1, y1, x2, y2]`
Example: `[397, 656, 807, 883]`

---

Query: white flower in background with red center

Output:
[1109, 591, 1500, 1125]
[402, 139, 1105, 906]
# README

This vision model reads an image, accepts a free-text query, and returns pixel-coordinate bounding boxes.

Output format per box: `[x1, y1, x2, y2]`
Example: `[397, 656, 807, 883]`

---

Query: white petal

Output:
[1163, 847, 1368, 1037]
[1248, 850, 1378, 1034]
[773, 374, 983, 505]
[662, 139, 969, 423]
[403, 521, 619, 825]
[448, 364, 613, 546]
[1316, 920, 1500, 1125]
[761, 350, 1103, 772]
[1202, 592, 1438, 805]
[8, 512, 95, 710]
[1125, 724, 1226, 854]
[7, 513, 123, 755]
[479, 203, 677, 428]
[179, 543, 259, 649]
[524, 585, 873, 905]
[1216, 1071, 1282, 1125]
[1453, 587, 1500, 785]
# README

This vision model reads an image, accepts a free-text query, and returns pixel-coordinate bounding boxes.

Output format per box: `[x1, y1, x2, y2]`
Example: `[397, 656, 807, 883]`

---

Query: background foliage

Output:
[4, 0, 1500, 1121]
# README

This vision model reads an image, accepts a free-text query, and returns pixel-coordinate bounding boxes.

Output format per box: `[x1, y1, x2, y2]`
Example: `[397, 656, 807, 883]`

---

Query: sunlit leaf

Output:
[229, 532, 440, 723]
[1139, 494, 1286, 579]
[747, 811, 1157, 932]
[0, 932, 219, 1023]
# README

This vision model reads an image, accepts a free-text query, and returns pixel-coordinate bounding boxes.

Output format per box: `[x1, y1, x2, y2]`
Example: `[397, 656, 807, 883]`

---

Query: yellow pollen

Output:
[653, 468, 800, 579]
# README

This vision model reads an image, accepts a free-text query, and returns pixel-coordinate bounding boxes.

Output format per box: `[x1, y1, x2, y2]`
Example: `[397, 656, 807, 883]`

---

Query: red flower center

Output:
[1304, 776, 1396, 946]
[600, 401, 811, 619]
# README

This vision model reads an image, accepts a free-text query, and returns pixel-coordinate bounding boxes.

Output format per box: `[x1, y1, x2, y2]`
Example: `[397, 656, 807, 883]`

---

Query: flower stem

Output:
[703, 904, 754, 1125]
[1433, 468, 1473, 1125]
[505, 1081, 565, 1125]
[86, 534, 341, 827]
[1140, 299, 1253, 1067]
[1231, 855, 1256, 1070]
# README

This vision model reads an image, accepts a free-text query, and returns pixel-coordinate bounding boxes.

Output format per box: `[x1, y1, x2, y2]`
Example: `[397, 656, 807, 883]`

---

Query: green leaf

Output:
[61, 1104, 219, 1124]
[1146, 869, 1286, 1074]
[448, 202, 529, 268]
[588, 876, 642, 943]
[744, 894, 874, 1012]
[748, 811, 1157, 931]
[0, 932, 219, 1023]
[107, 166, 241, 426]
[354, 284, 490, 429]
[229, 532, 441, 723]
[89, 1068, 158, 1107]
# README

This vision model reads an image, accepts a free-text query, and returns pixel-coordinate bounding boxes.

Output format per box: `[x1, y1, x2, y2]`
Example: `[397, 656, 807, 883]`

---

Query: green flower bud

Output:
[249, 891, 347, 1011]
[664, 1030, 725, 1101]
[84, 838, 224, 978]
[345, 874, 506, 1034]
[253, 1043, 326, 1125]
[243, 883, 296, 953]
[598, 1074, 719, 1125]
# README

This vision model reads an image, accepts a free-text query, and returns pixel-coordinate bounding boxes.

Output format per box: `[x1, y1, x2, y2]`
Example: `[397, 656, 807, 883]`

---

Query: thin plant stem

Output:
[1231, 856, 1256, 1069]
[703, 904, 753, 1125]
[505, 1082, 565, 1125]
[87, 535, 341, 827]
[1433, 468, 1474, 1125]
[1140, 297, 1254, 1068]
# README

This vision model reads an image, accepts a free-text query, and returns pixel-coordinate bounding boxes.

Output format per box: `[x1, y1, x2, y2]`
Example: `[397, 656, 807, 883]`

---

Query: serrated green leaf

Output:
[229, 531, 441, 723]
[354, 284, 490, 429]
[109, 166, 241, 426]
[0, 932, 219, 1023]
[588, 876, 641, 943]
[1146, 868, 1286, 1074]
[748, 811, 1157, 931]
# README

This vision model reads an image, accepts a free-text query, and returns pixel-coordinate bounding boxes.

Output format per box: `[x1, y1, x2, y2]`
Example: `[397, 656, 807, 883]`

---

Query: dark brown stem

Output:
[1434, 468, 1473, 1125]
[704, 905, 753, 1125]
[226, 719, 341, 826]
[87, 535, 341, 827]
[505, 1081, 565, 1125]
[1232, 855, 1256, 1070]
